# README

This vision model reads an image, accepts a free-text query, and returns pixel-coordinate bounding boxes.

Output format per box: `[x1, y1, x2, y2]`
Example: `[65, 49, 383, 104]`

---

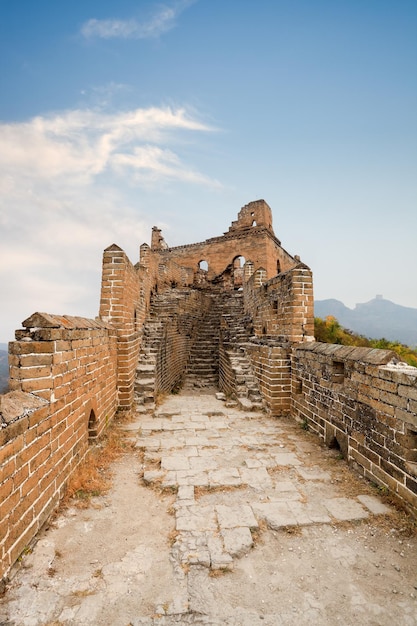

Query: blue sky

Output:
[0, 0, 416, 343]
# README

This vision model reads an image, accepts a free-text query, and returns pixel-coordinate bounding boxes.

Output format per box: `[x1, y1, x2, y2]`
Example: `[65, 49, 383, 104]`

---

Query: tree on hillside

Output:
[314, 316, 417, 367]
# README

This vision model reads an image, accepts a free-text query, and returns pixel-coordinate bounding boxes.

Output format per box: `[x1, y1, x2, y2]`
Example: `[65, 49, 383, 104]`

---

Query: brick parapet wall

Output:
[1, 314, 118, 582]
[291, 342, 417, 514]
[99, 245, 142, 409]
[245, 342, 292, 415]
[218, 344, 235, 398]
[155, 316, 195, 395]
[243, 264, 314, 343]
[154, 291, 210, 395]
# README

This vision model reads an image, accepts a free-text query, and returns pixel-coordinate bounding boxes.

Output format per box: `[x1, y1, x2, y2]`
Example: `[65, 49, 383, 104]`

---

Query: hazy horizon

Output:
[1, 1, 416, 343]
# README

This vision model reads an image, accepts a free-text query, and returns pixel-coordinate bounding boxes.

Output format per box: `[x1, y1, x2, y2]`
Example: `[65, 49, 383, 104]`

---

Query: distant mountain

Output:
[0, 343, 9, 394]
[315, 296, 417, 347]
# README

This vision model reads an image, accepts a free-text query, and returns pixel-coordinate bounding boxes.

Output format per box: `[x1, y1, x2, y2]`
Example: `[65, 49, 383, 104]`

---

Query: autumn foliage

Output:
[314, 316, 417, 368]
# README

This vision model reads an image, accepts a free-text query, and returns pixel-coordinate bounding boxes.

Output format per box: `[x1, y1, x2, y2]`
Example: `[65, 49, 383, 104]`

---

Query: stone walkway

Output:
[1, 389, 417, 625]
[140, 391, 389, 572]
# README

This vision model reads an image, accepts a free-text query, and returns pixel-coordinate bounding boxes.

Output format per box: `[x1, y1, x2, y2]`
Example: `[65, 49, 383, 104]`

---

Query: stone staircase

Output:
[183, 295, 222, 390]
[135, 291, 187, 407]
[220, 293, 264, 410]
[135, 289, 263, 409]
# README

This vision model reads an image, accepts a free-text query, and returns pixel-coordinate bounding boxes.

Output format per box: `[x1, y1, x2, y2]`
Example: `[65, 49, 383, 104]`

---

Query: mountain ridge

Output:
[315, 296, 417, 347]
[0, 344, 9, 394]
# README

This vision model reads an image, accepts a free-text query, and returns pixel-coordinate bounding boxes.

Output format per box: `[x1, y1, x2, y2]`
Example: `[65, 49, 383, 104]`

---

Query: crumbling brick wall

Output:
[152, 200, 298, 286]
[236, 262, 313, 415]
[291, 343, 417, 514]
[243, 264, 314, 343]
[1, 314, 118, 582]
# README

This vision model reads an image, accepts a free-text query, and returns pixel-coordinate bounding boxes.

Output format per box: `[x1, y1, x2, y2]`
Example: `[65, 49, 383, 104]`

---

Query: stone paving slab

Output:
[239, 466, 273, 488]
[252, 502, 299, 528]
[175, 470, 209, 487]
[357, 494, 392, 515]
[297, 467, 332, 481]
[243, 458, 263, 468]
[176, 505, 217, 532]
[161, 456, 190, 471]
[141, 419, 163, 431]
[274, 452, 302, 466]
[208, 468, 241, 487]
[221, 527, 254, 557]
[288, 501, 332, 525]
[323, 497, 369, 521]
[178, 486, 195, 501]
[189, 456, 218, 470]
[216, 504, 258, 530]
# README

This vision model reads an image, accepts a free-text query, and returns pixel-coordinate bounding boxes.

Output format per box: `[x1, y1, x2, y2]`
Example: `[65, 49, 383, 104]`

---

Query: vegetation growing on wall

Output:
[314, 315, 417, 367]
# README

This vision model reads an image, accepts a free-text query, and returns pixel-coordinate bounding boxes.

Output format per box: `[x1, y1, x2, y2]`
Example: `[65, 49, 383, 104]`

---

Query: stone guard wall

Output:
[243, 264, 314, 343]
[154, 291, 209, 396]
[218, 340, 237, 399]
[245, 342, 291, 415]
[99, 245, 142, 410]
[291, 343, 417, 513]
[240, 263, 314, 415]
[1, 315, 118, 581]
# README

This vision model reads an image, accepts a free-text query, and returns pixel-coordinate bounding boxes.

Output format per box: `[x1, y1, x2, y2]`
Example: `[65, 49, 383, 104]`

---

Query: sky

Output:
[0, 0, 416, 343]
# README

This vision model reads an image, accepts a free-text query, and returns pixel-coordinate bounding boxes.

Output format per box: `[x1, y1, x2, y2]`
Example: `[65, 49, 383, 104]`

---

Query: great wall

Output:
[1, 199, 416, 590]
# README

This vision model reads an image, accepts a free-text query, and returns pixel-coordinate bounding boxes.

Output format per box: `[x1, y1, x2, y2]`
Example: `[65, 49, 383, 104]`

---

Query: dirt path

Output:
[1, 390, 416, 625]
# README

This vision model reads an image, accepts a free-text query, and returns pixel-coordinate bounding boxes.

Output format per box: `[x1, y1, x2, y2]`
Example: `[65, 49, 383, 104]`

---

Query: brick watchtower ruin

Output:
[2, 199, 416, 585]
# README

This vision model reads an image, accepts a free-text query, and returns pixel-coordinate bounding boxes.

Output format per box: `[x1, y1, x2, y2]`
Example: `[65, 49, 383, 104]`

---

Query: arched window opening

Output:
[233, 256, 246, 268]
[198, 260, 208, 271]
[88, 409, 98, 442]
[251, 220, 257, 227]
[232, 256, 245, 289]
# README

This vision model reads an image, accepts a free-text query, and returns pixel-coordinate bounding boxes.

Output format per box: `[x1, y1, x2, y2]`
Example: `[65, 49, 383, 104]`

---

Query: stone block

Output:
[216, 504, 258, 530]
[221, 526, 253, 557]
[357, 495, 391, 515]
[323, 497, 368, 521]
[252, 502, 298, 529]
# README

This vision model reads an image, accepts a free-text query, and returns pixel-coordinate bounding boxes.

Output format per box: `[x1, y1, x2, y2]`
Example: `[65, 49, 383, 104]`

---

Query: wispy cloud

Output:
[0, 103, 219, 341]
[0, 106, 216, 184]
[81, 1, 195, 40]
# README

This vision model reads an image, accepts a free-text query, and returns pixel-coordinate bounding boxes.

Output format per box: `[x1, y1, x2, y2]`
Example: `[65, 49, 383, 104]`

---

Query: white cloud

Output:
[0, 103, 219, 342]
[81, 1, 195, 40]
[112, 145, 222, 186]
[0, 106, 217, 185]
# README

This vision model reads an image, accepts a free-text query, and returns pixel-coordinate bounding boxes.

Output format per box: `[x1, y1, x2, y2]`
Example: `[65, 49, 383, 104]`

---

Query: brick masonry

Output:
[1, 314, 117, 580]
[291, 343, 417, 512]
[1, 199, 417, 584]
